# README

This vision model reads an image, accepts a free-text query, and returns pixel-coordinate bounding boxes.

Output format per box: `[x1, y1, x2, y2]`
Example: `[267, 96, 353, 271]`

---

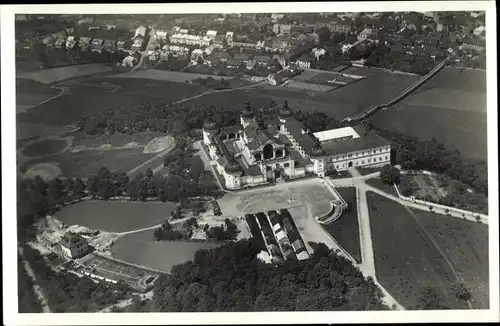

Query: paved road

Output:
[18, 247, 52, 313]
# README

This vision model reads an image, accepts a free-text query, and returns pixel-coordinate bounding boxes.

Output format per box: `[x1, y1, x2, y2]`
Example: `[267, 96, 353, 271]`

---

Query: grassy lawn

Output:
[365, 177, 398, 196]
[21, 148, 155, 177]
[366, 191, 469, 310]
[111, 229, 222, 272]
[22, 138, 67, 157]
[368, 68, 486, 161]
[55, 200, 177, 232]
[321, 187, 361, 263]
[411, 210, 489, 309]
[16, 79, 60, 111]
[17, 77, 206, 128]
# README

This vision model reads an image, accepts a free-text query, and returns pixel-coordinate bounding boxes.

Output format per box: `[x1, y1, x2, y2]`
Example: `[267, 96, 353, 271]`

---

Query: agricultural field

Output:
[369, 68, 487, 161]
[16, 77, 206, 130]
[366, 191, 470, 310]
[20, 147, 154, 178]
[22, 138, 67, 157]
[16, 79, 60, 113]
[411, 210, 489, 309]
[55, 200, 177, 233]
[321, 187, 361, 263]
[16, 63, 115, 84]
[109, 69, 235, 83]
[111, 229, 222, 272]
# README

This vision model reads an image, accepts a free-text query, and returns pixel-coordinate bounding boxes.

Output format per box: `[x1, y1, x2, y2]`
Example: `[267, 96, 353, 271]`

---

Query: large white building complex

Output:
[202, 101, 391, 190]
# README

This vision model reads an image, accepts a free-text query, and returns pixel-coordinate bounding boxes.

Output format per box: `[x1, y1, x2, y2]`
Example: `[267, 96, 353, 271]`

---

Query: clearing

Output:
[321, 187, 361, 263]
[366, 191, 470, 309]
[111, 229, 222, 272]
[55, 200, 177, 233]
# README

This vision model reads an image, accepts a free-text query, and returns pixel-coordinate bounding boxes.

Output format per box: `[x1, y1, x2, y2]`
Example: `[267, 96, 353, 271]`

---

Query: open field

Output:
[16, 63, 115, 84]
[16, 79, 60, 113]
[20, 147, 154, 178]
[411, 210, 489, 309]
[55, 201, 176, 233]
[369, 68, 487, 161]
[17, 77, 205, 130]
[111, 229, 222, 272]
[22, 138, 67, 157]
[366, 191, 469, 309]
[109, 69, 235, 82]
[321, 187, 361, 263]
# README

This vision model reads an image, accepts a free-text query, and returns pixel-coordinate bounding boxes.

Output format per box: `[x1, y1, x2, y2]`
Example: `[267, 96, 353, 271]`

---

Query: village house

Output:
[295, 53, 315, 69]
[91, 38, 104, 52]
[78, 37, 92, 51]
[461, 38, 486, 52]
[315, 17, 354, 34]
[103, 40, 116, 53]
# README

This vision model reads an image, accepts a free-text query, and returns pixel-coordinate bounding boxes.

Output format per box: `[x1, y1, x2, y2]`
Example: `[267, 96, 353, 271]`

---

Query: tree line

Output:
[151, 240, 388, 312]
[369, 124, 488, 196]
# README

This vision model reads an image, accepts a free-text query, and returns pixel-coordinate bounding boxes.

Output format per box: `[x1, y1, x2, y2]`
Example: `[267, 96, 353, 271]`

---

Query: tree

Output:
[415, 286, 447, 310]
[380, 165, 400, 185]
[451, 281, 471, 301]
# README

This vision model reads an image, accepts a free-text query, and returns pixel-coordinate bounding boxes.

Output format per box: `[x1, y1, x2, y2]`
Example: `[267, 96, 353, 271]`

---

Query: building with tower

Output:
[202, 101, 391, 190]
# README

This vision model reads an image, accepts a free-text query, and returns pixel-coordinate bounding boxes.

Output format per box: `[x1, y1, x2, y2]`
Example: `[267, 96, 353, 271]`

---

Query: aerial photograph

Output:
[11, 8, 492, 317]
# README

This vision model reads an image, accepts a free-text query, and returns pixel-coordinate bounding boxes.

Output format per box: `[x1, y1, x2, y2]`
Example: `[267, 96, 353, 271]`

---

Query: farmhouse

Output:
[60, 232, 89, 259]
[202, 101, 391, 190]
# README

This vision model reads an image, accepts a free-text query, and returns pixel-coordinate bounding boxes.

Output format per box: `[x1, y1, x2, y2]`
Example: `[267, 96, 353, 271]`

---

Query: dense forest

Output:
[21, 245, 130, 312]
[151, 239, 388, 312]
[368, 124, 488, 197]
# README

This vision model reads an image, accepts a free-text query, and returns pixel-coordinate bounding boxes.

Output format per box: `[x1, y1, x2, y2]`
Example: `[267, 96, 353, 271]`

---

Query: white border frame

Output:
[2, 2, 498, 325]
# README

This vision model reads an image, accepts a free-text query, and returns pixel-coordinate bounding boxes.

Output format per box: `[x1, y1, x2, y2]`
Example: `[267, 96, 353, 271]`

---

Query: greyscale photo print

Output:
[3, 1, 498, 325]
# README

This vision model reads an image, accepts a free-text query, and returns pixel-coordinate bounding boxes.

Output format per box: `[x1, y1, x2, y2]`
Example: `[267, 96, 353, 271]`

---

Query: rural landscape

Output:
[12, 9, 492, 317]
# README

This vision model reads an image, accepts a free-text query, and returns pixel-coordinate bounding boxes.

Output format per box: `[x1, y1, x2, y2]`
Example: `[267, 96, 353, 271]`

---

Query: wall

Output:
[325, 145, 391, 171]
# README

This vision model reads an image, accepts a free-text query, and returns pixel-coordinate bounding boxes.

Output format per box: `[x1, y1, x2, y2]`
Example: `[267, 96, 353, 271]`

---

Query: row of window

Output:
[334, 156, 389, 169]
[331, 148, 390, 161]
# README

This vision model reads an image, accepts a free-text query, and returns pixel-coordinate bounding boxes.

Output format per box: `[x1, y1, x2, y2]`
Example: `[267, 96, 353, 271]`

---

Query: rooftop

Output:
[321, 130, 390, 156]
[313, 126, 361, 142]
